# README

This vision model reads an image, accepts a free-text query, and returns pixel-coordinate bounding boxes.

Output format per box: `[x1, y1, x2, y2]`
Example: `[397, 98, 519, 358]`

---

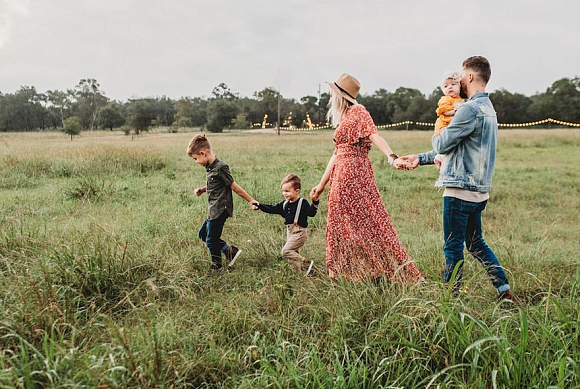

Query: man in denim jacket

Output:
[398, 56, 518, 303]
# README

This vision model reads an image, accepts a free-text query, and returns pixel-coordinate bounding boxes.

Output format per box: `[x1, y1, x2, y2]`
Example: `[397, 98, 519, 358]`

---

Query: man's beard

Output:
[459, 82, 468, 99]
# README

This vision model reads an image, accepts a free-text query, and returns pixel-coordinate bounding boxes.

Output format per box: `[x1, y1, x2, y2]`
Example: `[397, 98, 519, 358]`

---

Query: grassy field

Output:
[0, 128, 579, 388]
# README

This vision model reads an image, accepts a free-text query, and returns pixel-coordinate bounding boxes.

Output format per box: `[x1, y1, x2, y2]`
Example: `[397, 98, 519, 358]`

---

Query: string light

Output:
[276, 115, 580, 132]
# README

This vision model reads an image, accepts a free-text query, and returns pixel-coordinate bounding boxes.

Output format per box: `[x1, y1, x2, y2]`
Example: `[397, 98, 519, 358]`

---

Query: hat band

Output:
[334, 82, 356, 100]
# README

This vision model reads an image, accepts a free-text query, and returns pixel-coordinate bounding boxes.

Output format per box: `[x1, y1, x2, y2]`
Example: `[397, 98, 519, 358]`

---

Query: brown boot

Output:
[498, 290, 522, 305]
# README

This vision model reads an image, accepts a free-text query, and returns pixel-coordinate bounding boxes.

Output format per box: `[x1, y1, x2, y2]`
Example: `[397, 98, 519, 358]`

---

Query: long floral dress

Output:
[325, 105, 423, 282]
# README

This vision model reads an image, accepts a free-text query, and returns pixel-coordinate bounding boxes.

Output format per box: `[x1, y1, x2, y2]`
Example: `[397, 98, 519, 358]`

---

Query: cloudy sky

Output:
[1, 0, 578, 101]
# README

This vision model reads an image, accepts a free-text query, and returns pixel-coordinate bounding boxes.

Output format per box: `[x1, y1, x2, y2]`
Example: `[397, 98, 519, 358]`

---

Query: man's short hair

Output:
[281, 174, 301, 190]
[463, 56, 491, 84]
[187, 134, 211, 156]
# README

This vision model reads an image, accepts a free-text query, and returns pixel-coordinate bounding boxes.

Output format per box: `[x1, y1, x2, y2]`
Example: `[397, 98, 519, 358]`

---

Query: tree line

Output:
[1, 77, 579, 134]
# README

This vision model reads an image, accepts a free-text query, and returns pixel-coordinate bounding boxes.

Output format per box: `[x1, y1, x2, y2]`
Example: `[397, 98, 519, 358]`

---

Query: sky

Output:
[1, 0, 579, 101]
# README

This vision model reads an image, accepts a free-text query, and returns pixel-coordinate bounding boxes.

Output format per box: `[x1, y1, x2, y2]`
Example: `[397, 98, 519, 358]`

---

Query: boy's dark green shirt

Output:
[205, 157, 234, 220]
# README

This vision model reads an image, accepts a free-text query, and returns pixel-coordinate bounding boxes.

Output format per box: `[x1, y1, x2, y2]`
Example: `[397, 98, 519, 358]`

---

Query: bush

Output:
[65, 176, 109, 201]
[63, 116, 82, 140]
[119, 125, 133, 136]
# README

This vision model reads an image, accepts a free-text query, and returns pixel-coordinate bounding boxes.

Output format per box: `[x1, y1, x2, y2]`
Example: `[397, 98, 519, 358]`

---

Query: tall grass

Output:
[0, 129, 579, 387]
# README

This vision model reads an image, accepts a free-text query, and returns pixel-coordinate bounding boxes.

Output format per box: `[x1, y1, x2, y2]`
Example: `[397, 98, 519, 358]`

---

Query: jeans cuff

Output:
[497, 284, 510, 293]
[221, 243, 230, 253]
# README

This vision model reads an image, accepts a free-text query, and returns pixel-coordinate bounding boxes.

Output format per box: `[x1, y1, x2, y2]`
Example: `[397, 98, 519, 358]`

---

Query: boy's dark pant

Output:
[442, 197, 510, 293]
[198, 211, 230, 268]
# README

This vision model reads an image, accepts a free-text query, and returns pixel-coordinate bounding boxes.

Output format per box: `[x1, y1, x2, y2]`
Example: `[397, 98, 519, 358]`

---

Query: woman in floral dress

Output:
[310, 73, 423, 282]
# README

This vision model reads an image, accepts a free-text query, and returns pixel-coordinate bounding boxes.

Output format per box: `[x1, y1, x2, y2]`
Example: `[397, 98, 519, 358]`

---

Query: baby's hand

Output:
[250, 201, 259, 210]
[194, 187, 204, 196]
[434, 159, 442, 171]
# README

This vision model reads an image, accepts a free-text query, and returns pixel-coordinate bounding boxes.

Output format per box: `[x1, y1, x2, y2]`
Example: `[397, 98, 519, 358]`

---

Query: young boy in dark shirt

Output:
[187, 134, 257, 270]
[253, 174, 318, 275]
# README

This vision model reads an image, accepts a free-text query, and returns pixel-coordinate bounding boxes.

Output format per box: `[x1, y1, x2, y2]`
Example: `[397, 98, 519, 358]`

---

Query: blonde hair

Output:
[187, 134, 211, 156]
[281, 174, 301, 190]
[441, 71, 461, 87]
[326, 90, 354, 128]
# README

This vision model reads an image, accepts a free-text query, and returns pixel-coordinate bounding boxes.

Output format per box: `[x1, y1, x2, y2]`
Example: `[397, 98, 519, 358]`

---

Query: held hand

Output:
[393, 158, 412, 170]
[310, 184, 324, 201]
[249, 200, 259, 210]
[398, 155, 420, 170]
[194, 187, 205, 196]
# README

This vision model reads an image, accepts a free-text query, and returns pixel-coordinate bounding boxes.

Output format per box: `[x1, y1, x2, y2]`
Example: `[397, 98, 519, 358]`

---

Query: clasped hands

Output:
[393, 155, 420, 171]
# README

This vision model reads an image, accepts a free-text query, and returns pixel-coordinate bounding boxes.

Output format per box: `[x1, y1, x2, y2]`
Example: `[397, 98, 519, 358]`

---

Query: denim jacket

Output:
[418, 92, 497, 192]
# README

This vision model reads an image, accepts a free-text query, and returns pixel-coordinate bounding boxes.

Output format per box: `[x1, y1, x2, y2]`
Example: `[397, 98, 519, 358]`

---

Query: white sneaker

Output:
[305, 260, 314, 276]
[226, 246, 242, 267]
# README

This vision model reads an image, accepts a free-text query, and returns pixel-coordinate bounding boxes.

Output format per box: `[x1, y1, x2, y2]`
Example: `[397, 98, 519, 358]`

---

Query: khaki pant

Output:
[281, 225, 309, 271]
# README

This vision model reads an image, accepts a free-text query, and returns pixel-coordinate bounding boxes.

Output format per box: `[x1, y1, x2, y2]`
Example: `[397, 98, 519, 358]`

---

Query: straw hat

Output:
[326, 73, 360, 104]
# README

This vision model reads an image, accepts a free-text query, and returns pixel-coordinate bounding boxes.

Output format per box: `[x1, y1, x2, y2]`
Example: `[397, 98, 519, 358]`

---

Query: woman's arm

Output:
[310, 153, 336, 201]
[370, 133, 412, 169]
[369, 133, 397, 159]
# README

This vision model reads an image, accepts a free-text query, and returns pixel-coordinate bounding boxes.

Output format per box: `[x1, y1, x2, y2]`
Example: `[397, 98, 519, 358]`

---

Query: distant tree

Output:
[176, 116, 193, 128]
[231, 112, 249, 129]
[415, 87, 443, 124]
[153, 96, 177, 127]
[206, 84, 239, 132]
[318, 92, 330, 123]
[0, 86, 48, 131]
[238, 97, 262, 125]
[206, 98, 239, 132]
[254, 87, 279, 122]
[173, 97, 195, 127]
[389, 87, 426, 123]
[190, 97, 209, 127]
[74, 79, 108, 130]
[300, 95, 318, 115]
[358, 89, 393, 125]
[63, 116, 82, 140]
[490, 89, 532, 123]
[127, 99, 157, 134]
[527, 78, 580, 122]
[97, 102, 125, 130]
[46, 89, 74, 128]
[212, 83, 238, 100]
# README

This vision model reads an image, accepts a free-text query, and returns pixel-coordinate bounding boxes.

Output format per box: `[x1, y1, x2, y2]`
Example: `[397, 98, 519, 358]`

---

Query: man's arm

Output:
[396, 150, 435, 169]
[432, 104, 477, 155]
[418, 150, 437, 165]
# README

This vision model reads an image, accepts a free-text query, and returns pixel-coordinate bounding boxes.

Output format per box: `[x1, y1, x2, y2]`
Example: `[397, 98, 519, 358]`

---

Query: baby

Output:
[434, 72, 463, 169]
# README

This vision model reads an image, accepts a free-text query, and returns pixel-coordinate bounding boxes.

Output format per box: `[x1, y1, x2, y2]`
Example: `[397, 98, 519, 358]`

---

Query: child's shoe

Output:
[226, 245, 242, 267]
[305, 260, 314, 277]
[498, 290, 522, 305]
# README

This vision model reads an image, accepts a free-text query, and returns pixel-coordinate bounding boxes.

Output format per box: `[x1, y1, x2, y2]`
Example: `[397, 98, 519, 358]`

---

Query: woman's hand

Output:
[310, 184, 325, 201]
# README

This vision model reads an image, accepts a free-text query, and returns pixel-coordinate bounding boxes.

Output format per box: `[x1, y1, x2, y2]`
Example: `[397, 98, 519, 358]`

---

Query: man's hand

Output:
[398, 155, 420, 170]
[393, 158, 412, 170]
[194, 187, 206, 196]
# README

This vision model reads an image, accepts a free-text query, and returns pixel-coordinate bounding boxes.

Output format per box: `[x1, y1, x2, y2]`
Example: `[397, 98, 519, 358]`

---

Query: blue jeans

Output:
[443, 197, 510, 294]
[198, 212, 230, 268]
